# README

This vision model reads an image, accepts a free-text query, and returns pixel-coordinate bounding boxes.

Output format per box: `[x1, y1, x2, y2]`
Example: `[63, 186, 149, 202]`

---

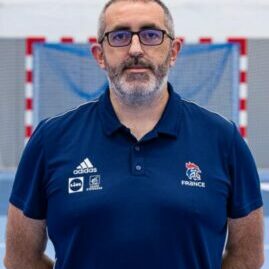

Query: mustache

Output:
[121, 57, 155, 71]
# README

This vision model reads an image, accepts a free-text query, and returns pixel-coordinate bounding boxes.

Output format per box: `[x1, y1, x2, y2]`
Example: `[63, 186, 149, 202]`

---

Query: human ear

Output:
[91, 43, 106, 69]
[169, 38, 181, 67]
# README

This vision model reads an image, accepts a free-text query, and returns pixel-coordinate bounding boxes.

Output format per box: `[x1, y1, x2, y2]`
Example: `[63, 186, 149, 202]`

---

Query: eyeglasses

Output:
[100, 28, 174, 47]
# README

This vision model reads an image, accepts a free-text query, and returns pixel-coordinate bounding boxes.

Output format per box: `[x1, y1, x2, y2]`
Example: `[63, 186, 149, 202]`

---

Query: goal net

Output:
[33, 43, 239, 125]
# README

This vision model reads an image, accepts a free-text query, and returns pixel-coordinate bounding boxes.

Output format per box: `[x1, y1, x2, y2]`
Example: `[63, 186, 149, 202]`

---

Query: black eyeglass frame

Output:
[99, 29, 174, 47]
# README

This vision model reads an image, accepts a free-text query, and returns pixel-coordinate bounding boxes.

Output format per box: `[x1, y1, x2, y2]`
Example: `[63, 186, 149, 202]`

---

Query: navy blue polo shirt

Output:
[10, 83, 263, 269]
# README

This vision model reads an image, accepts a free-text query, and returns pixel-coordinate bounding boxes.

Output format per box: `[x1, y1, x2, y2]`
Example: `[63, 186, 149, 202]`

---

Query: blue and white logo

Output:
[69, 177, 84, 193]
[73, 158, 97, 175]
[87, 175, 103, 191]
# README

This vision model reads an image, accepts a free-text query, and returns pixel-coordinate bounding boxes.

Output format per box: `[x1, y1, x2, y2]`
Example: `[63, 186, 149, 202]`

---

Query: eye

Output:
[141, 29, 162, 41]
[110, 31, 130, 41]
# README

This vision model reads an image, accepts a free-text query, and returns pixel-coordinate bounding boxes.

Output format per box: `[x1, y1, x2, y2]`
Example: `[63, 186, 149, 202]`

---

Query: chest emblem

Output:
[181, 162, 205, 188]
[186, 162, 202, 181]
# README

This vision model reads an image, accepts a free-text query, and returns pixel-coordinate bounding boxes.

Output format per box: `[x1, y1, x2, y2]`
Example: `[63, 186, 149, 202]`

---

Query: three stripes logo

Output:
[73, 158, 97, 175]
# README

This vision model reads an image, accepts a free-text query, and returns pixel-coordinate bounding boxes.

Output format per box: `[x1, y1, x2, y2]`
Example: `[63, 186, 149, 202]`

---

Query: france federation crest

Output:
[186, 162, 202, 181]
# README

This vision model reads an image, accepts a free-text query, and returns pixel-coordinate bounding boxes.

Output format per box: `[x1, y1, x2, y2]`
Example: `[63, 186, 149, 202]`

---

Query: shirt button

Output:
[134, 145, 140, 152]
[135, 165, 142, 171]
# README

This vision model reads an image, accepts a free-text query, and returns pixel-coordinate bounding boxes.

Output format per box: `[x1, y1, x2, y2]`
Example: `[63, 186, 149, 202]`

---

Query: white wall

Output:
[0, 0, 268, 39]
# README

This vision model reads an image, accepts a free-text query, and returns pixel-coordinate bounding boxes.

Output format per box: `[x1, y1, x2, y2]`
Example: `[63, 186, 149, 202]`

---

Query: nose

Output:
[128, 34, 144, 57]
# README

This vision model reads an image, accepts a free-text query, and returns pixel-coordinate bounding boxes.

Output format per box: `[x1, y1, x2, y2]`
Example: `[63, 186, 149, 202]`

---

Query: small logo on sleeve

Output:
[69, 177, 84, 193]
[181, 162, 205, 188]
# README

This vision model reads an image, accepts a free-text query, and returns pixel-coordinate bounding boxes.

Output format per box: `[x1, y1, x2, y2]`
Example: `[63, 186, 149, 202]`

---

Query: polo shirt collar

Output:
[154, 83, 181, 138]
[98, 82, 182, 138]
[98, 86, 122, 135]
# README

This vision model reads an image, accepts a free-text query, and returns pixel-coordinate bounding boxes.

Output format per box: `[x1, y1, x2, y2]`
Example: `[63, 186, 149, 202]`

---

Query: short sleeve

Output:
[227, 123, 263, 218]
[9, 120, 47, 219]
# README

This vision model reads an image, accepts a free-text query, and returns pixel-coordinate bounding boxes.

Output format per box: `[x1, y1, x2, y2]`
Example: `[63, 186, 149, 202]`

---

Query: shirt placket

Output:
[131, 143, 145, 176]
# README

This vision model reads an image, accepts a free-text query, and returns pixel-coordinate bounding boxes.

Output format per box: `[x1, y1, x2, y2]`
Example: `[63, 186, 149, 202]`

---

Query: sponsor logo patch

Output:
[87, 175, 103, 191]
[68, 177, 84, 193]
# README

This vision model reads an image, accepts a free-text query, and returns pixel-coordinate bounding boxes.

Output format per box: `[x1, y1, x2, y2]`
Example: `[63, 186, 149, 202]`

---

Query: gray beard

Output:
[107, 73, 168, 107]
[105, 54, 170, 107]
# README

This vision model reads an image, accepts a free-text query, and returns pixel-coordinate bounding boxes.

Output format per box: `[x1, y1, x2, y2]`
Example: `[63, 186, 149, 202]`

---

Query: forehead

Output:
[104, 1, 166, 31]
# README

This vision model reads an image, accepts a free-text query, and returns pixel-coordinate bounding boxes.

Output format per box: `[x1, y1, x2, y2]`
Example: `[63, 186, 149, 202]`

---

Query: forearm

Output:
[4, 254, 54, 269]
[222, 252, 246, 269]
[222, 251, 263, 269]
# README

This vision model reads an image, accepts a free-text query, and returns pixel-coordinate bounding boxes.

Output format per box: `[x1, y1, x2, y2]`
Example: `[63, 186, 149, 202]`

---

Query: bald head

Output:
[97, 0, 175, 43]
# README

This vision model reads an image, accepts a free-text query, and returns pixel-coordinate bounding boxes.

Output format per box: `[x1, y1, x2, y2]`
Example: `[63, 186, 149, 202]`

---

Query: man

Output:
[4, 0, 264, 268]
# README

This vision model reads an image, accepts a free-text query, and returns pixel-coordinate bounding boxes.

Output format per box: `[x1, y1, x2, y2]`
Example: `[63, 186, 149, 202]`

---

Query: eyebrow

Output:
[140, 24, 162, 30]
[109, 23, 162, 32]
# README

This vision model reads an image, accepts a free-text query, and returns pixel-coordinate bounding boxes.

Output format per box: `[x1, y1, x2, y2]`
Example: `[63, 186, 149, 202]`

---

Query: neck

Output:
[109, 84, 169, 140]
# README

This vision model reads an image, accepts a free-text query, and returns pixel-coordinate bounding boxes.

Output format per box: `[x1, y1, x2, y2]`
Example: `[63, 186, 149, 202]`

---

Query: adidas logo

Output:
[73, 158, 97, 174]
[77, 158, 93, 169]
